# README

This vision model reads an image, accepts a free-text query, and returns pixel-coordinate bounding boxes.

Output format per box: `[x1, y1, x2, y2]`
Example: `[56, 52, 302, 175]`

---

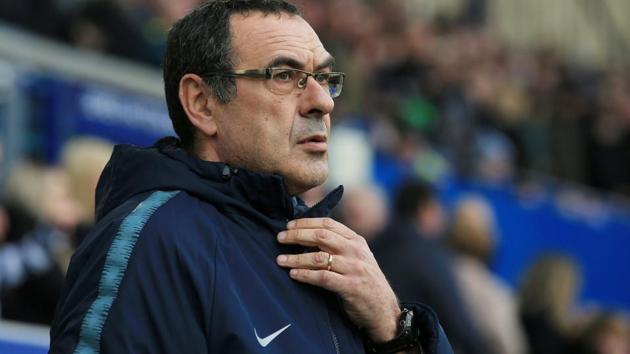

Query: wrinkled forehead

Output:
[230, 12, 333, 70]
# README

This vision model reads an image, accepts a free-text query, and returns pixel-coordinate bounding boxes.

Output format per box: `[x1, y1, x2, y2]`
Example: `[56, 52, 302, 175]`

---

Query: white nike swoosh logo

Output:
[254, 324, 291, 347]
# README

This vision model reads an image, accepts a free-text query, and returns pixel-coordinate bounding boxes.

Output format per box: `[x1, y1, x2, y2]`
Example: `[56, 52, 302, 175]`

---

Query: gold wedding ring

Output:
[327, 253, 334, 271]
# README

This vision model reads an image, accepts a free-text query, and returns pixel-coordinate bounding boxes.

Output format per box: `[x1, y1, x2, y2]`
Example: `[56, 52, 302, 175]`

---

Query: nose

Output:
[298, 76, 335, 118]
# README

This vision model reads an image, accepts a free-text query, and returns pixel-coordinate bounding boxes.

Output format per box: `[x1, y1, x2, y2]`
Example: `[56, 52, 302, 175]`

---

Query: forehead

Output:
[230, 12, 331, 69]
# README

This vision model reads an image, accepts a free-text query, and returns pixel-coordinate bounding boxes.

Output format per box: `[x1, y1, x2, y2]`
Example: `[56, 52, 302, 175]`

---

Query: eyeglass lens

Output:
[269, 69, 343, 98]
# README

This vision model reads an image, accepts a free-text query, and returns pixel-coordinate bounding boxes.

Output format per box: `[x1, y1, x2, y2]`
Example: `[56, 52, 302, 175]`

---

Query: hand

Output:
[276, 217, 401, 342]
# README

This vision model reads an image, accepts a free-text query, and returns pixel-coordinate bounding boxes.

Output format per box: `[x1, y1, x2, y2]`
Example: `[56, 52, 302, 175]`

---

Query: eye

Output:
[314, 73, 329, 85]
[327, 74, 342, 85]
[273, 69, 295, 82]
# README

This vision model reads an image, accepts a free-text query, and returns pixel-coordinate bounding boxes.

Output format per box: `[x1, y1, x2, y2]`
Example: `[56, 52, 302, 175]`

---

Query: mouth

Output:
[297, 134, 328, 152]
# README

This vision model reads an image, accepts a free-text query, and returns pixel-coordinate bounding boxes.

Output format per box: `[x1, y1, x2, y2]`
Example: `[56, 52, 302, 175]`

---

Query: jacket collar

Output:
[156, 137, 343, 220]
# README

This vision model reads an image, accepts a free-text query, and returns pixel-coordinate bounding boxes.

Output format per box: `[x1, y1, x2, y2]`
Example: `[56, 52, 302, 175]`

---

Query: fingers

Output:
[277, 218, 402, 341]
[277, 252, 349, 274]
[287, 268, 345, 293]
[287, 218, 357, 240]
[277, 227, 345, 253]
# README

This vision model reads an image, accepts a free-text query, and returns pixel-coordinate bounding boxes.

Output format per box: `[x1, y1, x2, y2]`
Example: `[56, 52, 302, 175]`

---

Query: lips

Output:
[297, 134, 328, 152]
[298, 134, 327, 144]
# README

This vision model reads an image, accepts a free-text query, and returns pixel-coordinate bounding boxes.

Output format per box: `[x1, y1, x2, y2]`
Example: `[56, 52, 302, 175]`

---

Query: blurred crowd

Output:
[0, 138, 112, 324]
[1, 0, 630, 353]
[2, 0, 628, 195]
[0, 0, 200, 66]
[334, 180, 630, 354]
[299, 0, 630, 197]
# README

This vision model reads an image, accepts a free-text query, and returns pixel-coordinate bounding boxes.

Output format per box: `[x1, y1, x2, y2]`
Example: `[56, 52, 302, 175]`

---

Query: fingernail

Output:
[287, 221, 295, 228]
[277, 231, 286, 241]
[277, 255, 287, 264]
[290, 269, 299, 278]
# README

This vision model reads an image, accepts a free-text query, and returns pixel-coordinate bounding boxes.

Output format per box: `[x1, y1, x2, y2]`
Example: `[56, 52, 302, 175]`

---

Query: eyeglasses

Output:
[202, 67, 345, 98]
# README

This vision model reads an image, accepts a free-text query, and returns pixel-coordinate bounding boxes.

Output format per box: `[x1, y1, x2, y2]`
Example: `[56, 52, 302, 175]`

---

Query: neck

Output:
[192, 139, 221, 162]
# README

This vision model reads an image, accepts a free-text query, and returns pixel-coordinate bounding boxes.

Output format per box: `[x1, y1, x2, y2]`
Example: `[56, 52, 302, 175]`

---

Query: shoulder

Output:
[78, 189, 224, 288]
[71, 191, 217, 354]
[51, 190, 227, 353]
[110, 190, 230, 274]
[138, 190, 226, 248]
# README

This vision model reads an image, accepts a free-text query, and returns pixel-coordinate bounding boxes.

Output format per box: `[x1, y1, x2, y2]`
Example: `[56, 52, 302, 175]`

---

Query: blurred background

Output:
[0, 0, 629, 353]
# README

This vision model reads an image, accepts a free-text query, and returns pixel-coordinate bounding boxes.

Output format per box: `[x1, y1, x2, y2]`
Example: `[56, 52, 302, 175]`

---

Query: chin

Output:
[283, 161, 328, 196]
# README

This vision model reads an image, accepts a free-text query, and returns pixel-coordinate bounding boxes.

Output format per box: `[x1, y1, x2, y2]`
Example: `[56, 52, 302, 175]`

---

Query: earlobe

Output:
[179, 74, 218, 137]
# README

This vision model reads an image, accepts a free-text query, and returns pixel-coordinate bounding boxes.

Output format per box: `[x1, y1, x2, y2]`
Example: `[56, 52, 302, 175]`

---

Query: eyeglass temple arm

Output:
[199, 69, 269, 79]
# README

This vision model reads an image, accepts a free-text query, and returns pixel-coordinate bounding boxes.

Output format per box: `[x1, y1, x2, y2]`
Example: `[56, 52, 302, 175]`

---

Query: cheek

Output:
[268, 98, 298, 146]
[248, 111, 294, 161]
[228, 88, 299, 156]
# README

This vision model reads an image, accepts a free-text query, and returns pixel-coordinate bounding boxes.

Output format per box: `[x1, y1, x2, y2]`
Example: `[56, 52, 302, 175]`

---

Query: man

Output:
[49, 1, 452, 353]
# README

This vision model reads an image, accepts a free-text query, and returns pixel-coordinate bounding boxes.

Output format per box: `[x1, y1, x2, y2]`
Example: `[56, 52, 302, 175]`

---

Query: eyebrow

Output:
[265, 55, 336, 71]
[316, 56, 336, 71]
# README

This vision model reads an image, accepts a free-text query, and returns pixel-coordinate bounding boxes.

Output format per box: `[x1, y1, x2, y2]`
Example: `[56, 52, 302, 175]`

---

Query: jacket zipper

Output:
[325, 303, 341, 354]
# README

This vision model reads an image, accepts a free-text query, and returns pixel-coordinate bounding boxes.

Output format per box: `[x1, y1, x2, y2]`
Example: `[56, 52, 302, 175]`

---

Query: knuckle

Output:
[323, 218, 335, 228]
[354, 261, 369, 275]
[358, 263, 371, 276]
[320, 271, 331, 285]
[315, 229, 328, 241]
[363, 252, 376, 264]
[314, 252, 326, 264]
[356, 249, 370, 262]
[346, 259, 359, 273]
[294, 253, 305, 265]
[347, 257, 367, 275]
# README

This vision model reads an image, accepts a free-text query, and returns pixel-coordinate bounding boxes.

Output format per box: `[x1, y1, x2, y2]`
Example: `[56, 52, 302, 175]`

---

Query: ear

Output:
[179, 73, 218, 137]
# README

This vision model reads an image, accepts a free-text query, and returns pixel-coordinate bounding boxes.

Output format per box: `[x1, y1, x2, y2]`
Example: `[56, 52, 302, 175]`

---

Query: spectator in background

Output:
[66, 0, 159, 65]
[588, 74, 630, 195]
[448, 196, 529, 354]
[148, 0, 204, 24]
[65, 0, 204, 66]
[0, 137, 112, 325]
[60, 136, 114, 247]
[0, 0, 67, 40]
[519, 254, 582, 354]
[0, 205, 8, 244]
[570, 312, 630, 354]
[371, 180, 494, 354]
[0, 163, 78, 324]
[338, 184, 389, 241]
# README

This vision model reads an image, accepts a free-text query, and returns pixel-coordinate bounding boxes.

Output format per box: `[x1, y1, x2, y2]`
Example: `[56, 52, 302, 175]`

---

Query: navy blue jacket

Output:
[49, 137, 452, 354]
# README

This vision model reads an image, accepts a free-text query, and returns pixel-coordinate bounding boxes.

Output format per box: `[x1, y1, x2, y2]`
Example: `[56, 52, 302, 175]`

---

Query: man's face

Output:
[210, 12, 335, 195]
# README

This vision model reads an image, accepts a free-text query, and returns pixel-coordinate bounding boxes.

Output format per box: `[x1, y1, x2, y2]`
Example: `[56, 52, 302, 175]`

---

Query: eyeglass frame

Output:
[200, 67, 345, 98]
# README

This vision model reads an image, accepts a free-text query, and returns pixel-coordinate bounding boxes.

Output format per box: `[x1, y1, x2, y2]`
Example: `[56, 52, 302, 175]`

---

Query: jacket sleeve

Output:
[405, 302, 454, 354]
[65, 192, 217, 354]
[103, 195, 217, 353]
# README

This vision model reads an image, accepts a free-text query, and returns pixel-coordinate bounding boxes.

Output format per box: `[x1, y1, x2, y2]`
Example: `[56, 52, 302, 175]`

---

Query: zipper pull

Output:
[221, 165, 232, 180]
